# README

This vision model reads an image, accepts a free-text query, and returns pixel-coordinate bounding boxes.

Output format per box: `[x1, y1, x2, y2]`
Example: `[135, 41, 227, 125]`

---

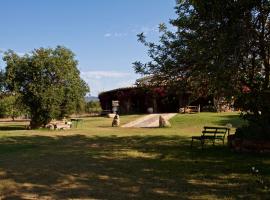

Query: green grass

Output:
[0, 113, 269, 200]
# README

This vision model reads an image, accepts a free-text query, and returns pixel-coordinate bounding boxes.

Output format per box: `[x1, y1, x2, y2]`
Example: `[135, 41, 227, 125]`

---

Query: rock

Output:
[179, 107, 185, 114]
[45, 123, 55, 130]
[226, 123, 233, 129]
[147, 107, 154, 114]
[55, 123, 71, 130]
[228, 135, 270, 153]
[159, 115, 171, 128]
[67, 121, 72, 127]
[45, 121, 72, 130]
[112, 114, 120, 127]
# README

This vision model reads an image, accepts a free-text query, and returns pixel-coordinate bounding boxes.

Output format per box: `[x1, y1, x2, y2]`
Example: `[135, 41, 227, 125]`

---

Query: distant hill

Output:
[85, 96, 99, 102]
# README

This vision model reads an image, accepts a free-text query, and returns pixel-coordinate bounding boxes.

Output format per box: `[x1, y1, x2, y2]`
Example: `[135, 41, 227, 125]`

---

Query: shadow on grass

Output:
[0, 134, 269, 199]
[214, 114, 247, 128]
[0, 125, 26, 131]
[0, 119, 29, 123]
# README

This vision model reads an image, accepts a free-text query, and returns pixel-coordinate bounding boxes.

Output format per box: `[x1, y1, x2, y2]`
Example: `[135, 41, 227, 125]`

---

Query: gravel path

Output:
[122, 113, 177, 128]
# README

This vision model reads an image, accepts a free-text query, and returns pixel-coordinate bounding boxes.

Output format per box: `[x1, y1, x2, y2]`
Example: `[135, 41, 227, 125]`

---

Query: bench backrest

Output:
[186, 106, 198, 110]
[202, 126, 230, 137]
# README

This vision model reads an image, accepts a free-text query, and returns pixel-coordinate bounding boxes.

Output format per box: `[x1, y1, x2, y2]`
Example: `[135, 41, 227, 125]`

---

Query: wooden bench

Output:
[191, 126, 230, 148]
[179, 106, 200, 114]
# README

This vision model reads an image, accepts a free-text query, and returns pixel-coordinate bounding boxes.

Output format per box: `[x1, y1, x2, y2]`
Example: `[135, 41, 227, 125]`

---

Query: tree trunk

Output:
[263, 60, 270, 89]
[30, 113, 51, 129]
[30, 119, 44, 129]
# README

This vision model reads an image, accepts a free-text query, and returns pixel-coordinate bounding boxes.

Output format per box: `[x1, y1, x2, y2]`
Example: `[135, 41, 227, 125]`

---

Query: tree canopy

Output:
[134, 0, 270, 110]
[3, 46, 89, 128]
[134, 0, 270, 137]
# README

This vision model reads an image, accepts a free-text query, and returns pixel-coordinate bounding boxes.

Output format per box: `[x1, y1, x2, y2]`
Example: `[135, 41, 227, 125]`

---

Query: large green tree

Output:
[3, 46, 89, 128]
[134, 0, 270, 127]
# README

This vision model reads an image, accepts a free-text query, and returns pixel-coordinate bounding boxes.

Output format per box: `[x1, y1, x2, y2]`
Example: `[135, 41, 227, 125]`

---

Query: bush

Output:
[85, 101, 102, 113]
[235, 122, 270, 140]
[0, 94, 27, 119]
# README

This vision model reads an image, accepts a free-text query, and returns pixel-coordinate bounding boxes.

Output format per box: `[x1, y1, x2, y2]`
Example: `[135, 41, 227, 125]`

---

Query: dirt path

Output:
[122, 113, 177, 128]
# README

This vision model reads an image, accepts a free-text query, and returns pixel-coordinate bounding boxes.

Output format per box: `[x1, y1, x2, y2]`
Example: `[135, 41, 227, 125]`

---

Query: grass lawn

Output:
[0, 112, 269, 199]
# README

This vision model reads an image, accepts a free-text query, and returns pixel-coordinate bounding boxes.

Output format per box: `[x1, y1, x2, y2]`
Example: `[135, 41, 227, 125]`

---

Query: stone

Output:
[179, 107, 185, 114]
[147, 107, 154, 114]
[159, 115, 171, 128]
[228, 134, 270, 153]
[226, 123, 233, 129]
[45, 123, 55, 130]
[55, 123, 71, 130]
[112, 114, 120, 127]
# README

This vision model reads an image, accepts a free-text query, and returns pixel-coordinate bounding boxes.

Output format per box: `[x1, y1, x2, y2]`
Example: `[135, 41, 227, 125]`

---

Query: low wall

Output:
[228, 135, 270, 153]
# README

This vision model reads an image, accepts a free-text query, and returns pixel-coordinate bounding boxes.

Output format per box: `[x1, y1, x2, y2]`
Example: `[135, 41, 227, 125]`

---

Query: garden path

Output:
[122, 113, 177, 128]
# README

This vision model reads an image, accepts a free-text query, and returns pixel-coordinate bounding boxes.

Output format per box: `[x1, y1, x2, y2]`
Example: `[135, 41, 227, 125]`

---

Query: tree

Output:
[134, 0, 270, 124]
[3, 46, 89, 128]
[85, 101, 102, 113]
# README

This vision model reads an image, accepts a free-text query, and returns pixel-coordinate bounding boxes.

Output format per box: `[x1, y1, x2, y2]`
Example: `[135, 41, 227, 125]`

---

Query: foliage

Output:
[235, 123, 270, 140]
[0, 94, 26, 119]
[3, 46, 89, 128]
[85, 101, 102, 113]
[134, 0, 270, 138]
[235, 90, 270, 139]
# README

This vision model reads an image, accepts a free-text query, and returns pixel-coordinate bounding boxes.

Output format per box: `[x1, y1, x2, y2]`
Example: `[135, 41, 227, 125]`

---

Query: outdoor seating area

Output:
[179, 106, 200, 114]
[191, 126, 230, 148]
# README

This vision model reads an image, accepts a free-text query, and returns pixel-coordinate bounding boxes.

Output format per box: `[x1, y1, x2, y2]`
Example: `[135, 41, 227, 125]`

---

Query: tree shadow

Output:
[0, 134, 269, 199]
[0, 119, 29, 123]
[0, 125, 26, 131]
[213, 114, 247, 128]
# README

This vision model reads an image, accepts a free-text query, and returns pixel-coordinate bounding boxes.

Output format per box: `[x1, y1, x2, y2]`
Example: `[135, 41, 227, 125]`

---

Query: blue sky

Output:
[0, 0, 176, 96]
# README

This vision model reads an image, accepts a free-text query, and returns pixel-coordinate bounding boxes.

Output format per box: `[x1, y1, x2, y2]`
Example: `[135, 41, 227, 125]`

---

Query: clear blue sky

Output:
[0, 0, 176, 96]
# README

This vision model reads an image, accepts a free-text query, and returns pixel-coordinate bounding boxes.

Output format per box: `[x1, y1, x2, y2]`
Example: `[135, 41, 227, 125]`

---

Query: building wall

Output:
[99, 87, 191, 114]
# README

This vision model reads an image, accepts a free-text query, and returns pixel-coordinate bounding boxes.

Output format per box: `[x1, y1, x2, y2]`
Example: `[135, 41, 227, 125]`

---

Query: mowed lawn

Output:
[0, 113, 269, 200]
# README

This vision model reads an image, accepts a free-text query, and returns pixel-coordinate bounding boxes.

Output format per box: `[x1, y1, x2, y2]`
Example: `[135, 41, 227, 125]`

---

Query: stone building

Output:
[99, 76, 215, 114]
[99, 86, 191, 114]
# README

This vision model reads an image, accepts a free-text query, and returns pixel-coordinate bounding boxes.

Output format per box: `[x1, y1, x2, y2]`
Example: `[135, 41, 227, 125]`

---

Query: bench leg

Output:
[191, 138, 194, 148]
[201, 139, 204, 149]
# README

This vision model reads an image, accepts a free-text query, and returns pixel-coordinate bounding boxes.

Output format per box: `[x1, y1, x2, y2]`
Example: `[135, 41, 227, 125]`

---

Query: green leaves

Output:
[134, 0, 270, 108]
[3, 46, 89, 128]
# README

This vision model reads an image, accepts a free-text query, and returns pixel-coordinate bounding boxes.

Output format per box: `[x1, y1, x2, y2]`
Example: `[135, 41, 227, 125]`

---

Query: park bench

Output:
[179, 106, 200, 114]
[186, 106, 200, 113]
[191, 126, 230, 148]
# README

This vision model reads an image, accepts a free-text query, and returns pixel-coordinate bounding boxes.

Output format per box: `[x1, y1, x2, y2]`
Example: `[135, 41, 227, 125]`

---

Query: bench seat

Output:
[191, 126, 230, 148]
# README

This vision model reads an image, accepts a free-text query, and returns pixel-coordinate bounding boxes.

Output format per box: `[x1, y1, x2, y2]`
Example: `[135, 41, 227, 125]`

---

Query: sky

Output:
[0, 0, 176, 96]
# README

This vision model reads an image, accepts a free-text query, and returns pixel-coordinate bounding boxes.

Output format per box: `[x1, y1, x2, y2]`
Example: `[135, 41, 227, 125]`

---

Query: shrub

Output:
[235, 121, 270, 140]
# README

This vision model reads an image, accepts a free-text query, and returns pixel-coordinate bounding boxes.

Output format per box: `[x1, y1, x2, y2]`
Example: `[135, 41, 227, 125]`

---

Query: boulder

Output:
[45, 123, 55, 130]
[55, 123, 71, 130]
[112, 114, 120, 127]
[179, 107, 185, 114]
[159, 115, 171, 128]
[147, 107, 154, 114]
